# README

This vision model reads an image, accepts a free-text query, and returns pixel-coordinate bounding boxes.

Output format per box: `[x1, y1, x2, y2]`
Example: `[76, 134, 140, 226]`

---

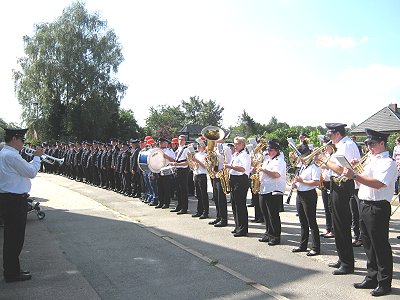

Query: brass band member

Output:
[317, 123, 361, 275]
[224, 136, 251, 237]
[168, 135, 190, 214]
[257, 139, 286, 246]
[320, 138, 335, 238]
[157, 138, 176, 209]
[291, 152, 321, 256]
[191, 138, 209, 219]
[0, 128, 44, 282]
[209, 141, 232, 227]
[342, 129, 396, 297]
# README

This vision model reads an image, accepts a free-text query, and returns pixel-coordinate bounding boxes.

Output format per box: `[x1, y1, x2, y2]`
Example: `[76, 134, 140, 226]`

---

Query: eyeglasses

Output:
[16, 136, 26, 142]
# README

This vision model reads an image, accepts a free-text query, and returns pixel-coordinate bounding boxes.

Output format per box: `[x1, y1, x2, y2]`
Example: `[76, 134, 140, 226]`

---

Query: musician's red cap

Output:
[144, 136, 153, 141]
[146, 139, 155, 145]
[171, 137, 179, 143]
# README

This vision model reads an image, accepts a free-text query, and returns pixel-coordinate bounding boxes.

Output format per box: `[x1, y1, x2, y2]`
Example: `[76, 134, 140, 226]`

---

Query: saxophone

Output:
[186, 145, 198, 171]
[215, 148, 231, 194]
[250, 138, 267, 194]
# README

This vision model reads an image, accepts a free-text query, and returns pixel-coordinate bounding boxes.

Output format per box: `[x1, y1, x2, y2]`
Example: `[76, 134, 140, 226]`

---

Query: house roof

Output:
[351, 104, 400, 135]
[178, 124, 204, 136]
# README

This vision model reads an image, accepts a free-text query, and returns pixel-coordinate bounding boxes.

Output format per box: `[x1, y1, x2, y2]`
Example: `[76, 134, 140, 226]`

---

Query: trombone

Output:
[23, 146, 65, 165]
[391, 193, 400, 216]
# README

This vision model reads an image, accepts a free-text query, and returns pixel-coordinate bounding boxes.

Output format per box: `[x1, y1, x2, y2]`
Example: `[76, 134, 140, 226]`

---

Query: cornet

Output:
[23, 146, 64, 165]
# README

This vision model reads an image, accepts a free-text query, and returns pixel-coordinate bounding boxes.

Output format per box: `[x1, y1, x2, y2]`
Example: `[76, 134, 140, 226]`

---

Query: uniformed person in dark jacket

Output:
[129, 139, 141, 197]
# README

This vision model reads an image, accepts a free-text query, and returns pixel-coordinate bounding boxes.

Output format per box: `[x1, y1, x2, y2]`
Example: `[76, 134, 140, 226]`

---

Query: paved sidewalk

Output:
[1, 173, 399, 299]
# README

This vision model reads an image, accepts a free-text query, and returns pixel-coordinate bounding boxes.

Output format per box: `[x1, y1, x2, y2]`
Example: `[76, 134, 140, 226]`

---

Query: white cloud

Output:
[316, 35, 369, 49]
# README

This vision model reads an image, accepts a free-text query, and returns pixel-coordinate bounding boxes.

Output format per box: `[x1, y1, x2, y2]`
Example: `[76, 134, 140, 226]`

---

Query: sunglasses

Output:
[365, 140, 379, 147]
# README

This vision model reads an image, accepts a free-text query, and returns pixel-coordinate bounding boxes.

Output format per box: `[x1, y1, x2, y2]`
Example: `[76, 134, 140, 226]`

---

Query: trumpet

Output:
[23, 146, 65, 165]
[332, 154, 369, 186]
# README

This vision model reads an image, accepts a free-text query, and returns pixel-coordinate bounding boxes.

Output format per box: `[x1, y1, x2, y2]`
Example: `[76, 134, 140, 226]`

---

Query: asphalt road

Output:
[1, 172, 400, 299]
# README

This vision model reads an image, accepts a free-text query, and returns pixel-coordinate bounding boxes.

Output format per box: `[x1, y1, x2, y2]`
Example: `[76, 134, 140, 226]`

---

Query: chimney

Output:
[389, 103, 398, 112]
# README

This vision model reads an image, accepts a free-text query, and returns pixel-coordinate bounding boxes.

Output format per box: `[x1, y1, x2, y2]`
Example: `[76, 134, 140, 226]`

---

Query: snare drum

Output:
[138, 148, 166, 173]
[160, 166, 176, 176]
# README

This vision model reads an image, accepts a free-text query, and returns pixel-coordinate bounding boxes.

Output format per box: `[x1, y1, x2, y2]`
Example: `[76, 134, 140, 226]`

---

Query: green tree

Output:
[13, 1, 127, 141]
[181, 96, 224, 127]
[116, 109, 144, 141]
[145, 105, 185, 139]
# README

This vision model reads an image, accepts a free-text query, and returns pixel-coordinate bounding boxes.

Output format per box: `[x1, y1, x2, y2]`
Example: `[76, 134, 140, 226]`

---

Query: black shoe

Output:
[199, 214, 209, 219]
[268, 240, 280, 246]
[149, 203, 157, 206]
[231, 229, 237, 233]
[177, 210, 187, 215]
[20, 270, 30, 275]
[214, 221, 228, 227]
[192, 213, 202, 218]
[250, 219, 263, 223]
[170, 208, 180, 212]
[292, 247, 307, 253]
[371, 285, 392, 297]
[161, 205, 170, 209]
[332, 266, 354, 275]
[354, 279, 378, 289]
[306, 250, 320, 256]
[209, 218, 221, 225]
[154, 204, 163, 208]
[233, 232, 247, 237]
[258, 236, 269, 243]
[328, 261, 341, 268]
[4, 273, 32, 283]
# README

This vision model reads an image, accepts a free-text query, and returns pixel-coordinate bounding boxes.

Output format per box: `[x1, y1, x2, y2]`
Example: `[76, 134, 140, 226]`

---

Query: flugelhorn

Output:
[23, 146, 64, 165]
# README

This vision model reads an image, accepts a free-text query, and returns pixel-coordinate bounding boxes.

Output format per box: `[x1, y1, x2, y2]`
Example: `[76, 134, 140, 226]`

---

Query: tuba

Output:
[201, 126, 225, 179]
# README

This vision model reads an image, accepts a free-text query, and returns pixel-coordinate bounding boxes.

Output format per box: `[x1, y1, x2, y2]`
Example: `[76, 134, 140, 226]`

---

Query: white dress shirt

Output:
[259, 152, 286, 194]
[330, 136, 361, 176]
[229, 150, 251, 176]
[0, 145, 41, 194]
[358, 151, 397, 202]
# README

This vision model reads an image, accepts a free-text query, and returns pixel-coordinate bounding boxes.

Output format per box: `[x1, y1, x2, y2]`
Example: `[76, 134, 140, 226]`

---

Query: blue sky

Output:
[1, 0, 399, 130]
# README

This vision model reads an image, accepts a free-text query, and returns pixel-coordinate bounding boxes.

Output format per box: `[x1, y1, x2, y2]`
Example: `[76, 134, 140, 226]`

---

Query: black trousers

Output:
[212, 178, 227, 221]
[194, 174, 208, 215]
[251, 191, 262, 220]
[259, 192, 282, 243]
[0, 193, 28, 277]
[296, 189, 320, 251]
[176, 168, 189, 211]
[359, 200, 392, 287]
[350, 189, 361, 240]
[230, 175, 249, 235]
[321, 181, 333, 232]
[330, 178, 355, 269]
[132, 171, 141, 196]
[157, 174, 172, 206]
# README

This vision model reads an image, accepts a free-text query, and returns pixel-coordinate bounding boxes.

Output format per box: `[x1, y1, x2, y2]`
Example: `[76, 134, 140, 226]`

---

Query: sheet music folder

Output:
[335, 155, 354, 170]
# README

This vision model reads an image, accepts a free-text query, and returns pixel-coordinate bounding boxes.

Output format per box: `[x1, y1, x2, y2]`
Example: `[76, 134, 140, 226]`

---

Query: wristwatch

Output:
[352, 174, 358, 180]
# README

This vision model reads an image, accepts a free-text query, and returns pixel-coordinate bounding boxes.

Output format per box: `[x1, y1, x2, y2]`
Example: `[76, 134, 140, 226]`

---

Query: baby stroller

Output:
[27, 195, 45, 220]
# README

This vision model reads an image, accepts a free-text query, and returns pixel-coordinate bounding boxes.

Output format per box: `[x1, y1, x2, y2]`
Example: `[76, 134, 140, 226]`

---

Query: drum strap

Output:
[176, 146, 187, 162]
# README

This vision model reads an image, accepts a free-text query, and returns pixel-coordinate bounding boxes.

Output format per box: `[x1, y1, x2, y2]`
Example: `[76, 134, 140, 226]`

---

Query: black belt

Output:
[360, 199, 388, 205]
[0, 192, 29, 199]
